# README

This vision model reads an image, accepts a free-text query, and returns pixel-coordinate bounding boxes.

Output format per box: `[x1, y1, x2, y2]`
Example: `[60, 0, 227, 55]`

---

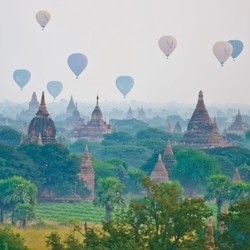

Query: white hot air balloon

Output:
[213, 41, 233, 66]
[158, 35, 177, 59]
[36, 10, 51, 30]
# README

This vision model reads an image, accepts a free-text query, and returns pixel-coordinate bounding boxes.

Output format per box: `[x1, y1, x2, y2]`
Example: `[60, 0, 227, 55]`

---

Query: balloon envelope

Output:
[116, 76, 134, 98]
[36, 10, 51, 29]
[67, 53, 88, 79]
[213, 41, 233, 66]
[47, 81, 63, 99]
[228, 40, 244, 60]
[13, 69, 31, 90]
[158, 35, 177, 58]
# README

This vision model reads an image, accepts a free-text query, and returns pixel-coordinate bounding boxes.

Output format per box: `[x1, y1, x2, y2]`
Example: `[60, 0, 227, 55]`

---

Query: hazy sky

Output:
[0, 0, 250, 105]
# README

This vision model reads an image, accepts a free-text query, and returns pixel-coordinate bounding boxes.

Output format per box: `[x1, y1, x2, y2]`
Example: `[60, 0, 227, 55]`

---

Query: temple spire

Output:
[36, 91, 49, 117]
[96, 95, 99, 107]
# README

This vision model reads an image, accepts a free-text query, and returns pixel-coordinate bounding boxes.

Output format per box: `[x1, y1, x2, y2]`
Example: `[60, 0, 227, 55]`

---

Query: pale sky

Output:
[0, 0, 250, 105]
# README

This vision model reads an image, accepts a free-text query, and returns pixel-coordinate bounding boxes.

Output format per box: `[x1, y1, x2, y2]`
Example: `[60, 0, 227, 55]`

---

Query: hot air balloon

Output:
[158, 35, 177, 58]
[213, 41, 233, 66]
[47, 81, 63, 100]
[13, 69, 31, 90]
[228, 40, 244, 61]
[36, 10, 51, 30]
[67, 53, 88, 79]
[116, 76, 134, 98]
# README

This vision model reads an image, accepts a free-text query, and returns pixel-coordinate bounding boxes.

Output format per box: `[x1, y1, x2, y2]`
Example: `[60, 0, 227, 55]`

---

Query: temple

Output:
[137, 106, 147, 121]
[66, 95, 77, 115]
[232, 168, 241, 183]
[27, 91, 56, 144]
[78, 146, 95, 201]
[181, 91, 230, 148]
[17, 92, 39, 121]
[162, 140, 177, 177]
[70, 96, 114, 142]
[227, 110, 248, 135]
[126, 107, 134, 119]
[150, 154, 169, 183]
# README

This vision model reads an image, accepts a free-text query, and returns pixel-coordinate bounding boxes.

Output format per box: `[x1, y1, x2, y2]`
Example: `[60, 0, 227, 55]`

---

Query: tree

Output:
[94, 177, 124, 221]
[0, 126, 21, 148]
[18, 143, 81, 197]
[0, 176, 37, 225]
[205, 175, 232, 217]
[206, 175, 250, 219]
[216, 199, 250, 250]
[0, 227, 28, 250]
[46, 179, 212, 250]
[172, 149, 220, 195]
[88, 178, 212, 249]
[15, 203, 35, 228]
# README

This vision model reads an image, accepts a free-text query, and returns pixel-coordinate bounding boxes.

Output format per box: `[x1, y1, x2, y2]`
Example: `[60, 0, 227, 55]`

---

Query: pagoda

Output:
[17, 92, 40, 121]
[70, 96, 114, 142]
[227, 110, 248, 135]
[137, 106, 147, 121]
[150, 154, 169, 183]
[181, 91, 230, 148]
[162, 140, 177, 177]
[126, 107, 133, 119]
[232, 168, 241, 183]
[66, 95, 76, 115]
[27, 92, 56, 144]
[173, 121, 182, 134]
[78, 146, 95, 201]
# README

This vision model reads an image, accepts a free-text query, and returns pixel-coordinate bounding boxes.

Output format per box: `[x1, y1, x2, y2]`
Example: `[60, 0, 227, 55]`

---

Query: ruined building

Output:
[78, 146, 95, 201]
[150, 154, 169, 183]
[181, 90, 230, 148]
[27, 91, 56, 144]
[70, 96, 113, 142]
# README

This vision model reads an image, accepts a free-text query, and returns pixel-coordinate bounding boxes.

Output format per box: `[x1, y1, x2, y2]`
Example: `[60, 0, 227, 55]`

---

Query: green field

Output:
[35, 202, 105, 224]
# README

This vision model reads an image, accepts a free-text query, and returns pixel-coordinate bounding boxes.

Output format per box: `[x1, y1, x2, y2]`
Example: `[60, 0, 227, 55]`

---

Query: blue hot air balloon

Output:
[116, 76, 134, 98]
[13, 69, 31, 90]
[228, 40, 244, 60]
[67, 53, 88, 79]
[47, 81, 63, 100]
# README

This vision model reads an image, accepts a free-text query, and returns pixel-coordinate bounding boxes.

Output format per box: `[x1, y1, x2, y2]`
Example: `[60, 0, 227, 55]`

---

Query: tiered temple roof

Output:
[181, 91, 230, 148]
[227, 110, 248, 135]
[27, 92, 56, 144]
[70, 96, 113, 142]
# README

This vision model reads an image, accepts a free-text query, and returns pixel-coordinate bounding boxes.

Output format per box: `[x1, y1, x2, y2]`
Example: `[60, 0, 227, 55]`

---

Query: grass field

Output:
[35, 201, 105, 224]
[12, 202, 105, 250]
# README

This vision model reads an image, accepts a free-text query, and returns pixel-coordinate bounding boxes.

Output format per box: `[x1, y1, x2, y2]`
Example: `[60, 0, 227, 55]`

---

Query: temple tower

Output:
[78, 146, 95, 201]
[162, 140, 177, 177]
[150, 154, 169, 183]
[66, 95, 76, 114]
[182, 91, 229, 148]
[27, 92, 56, 144]
[126, 107, 133, 119]
[232, 168, 241, 183]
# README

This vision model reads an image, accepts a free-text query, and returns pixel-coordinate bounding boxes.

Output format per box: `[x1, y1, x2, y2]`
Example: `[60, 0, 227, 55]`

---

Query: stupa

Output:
[181, 91, 230, 148]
